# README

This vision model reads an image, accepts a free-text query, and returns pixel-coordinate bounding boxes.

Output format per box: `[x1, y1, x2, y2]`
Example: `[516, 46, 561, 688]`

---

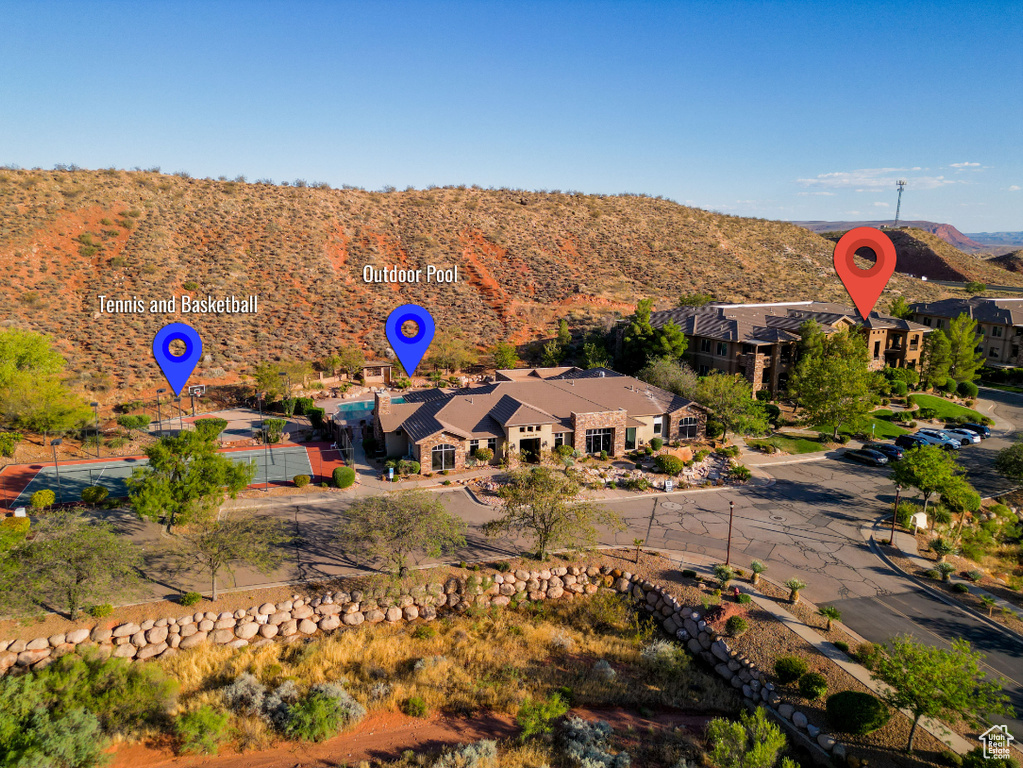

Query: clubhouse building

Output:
[372, 367, 706, 472]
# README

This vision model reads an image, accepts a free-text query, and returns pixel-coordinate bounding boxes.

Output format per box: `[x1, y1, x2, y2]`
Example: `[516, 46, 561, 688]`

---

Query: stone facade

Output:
[414, 431, 467, 473]
[372, 391, 390, 443]
[572, 409, 627, 457]
[666, 405, 707, 442]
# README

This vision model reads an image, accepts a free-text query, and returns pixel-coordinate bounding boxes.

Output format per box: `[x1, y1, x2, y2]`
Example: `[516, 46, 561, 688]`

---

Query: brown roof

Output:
[910, 297, 1023, 325]
[389, 372, 699, 443]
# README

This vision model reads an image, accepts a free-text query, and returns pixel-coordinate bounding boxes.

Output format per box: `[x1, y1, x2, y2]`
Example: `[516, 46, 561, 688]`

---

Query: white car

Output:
[944, 428, 981, 445]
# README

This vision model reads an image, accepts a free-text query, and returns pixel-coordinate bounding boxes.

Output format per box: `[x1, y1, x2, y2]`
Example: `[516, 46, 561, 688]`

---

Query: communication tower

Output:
[894, 179, 907, 227]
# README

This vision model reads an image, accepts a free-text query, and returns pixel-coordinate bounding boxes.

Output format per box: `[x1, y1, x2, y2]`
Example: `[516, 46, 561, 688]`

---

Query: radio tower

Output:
[894, 179, 907, 227]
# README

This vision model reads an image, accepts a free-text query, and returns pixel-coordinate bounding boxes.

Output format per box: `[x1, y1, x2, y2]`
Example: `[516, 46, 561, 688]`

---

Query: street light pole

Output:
[156, 388, 167, 437]
[51, 438, 63, 503]
[90, 401, 100, 458]
[176, 397, 184, 432]
[890, 484, 902, 544]
[258, 394, 269, 493]
[725, 500, 735, 566]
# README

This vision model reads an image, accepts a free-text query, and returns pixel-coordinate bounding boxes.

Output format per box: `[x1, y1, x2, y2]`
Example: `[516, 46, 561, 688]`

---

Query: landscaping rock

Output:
[212, 629, 236, 644]
[385, 607, 402, 622]
[792, 711, 808, 729]
[278, 620, 299, 637]
[198, 619, 214, 632]
[258, 624, 278, 639]
[146, 626, 169, 645]
[65, 628, 91, 645]
[817, 734, 836, 751]
[298, 619, 317, 634]
[235, 623, 260, 640]
[137, 643, 167, 661]
[343, 612, 364, 626]
[258, 603, 275, 615]
[179, 632, 208, 650]
[318, 616, 341, 631]
[364, 610, 385, 624]
[112, 644, 137, 659]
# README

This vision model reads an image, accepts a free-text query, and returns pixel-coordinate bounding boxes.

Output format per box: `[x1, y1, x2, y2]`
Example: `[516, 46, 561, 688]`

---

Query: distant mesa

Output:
[792, 220, 985, 253]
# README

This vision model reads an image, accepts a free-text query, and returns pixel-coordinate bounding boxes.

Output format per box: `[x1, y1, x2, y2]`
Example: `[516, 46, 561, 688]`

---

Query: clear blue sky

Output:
[2, 1, 1020, 230]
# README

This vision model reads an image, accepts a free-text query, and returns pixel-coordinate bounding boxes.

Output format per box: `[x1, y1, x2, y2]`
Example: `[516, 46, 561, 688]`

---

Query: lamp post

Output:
[50, 438, 63, 503]
[156, 388, 167, 437]
[278, 371, 293, 416]
[175, 396, 184, 432]
[889, 484, 902, 544]
[725, 500, 735, 566]
[257, 394, 269, 493]
[90, 401, 100, 458]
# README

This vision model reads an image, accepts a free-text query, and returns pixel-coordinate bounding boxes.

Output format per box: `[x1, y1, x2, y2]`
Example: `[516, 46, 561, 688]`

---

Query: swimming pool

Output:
[335, 396, 404, 415]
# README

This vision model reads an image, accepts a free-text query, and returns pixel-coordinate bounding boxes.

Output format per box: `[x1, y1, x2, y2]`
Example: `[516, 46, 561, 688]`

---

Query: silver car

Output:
[917, 429, 962, 449]
[944, 428, 981, 445]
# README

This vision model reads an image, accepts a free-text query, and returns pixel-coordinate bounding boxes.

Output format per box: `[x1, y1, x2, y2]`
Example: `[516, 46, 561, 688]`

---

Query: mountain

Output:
[988, 250, 1023, 273]
[965, 232, 1023, 248]
[793, 220, 986, 253]
[0, 169, 964, 394]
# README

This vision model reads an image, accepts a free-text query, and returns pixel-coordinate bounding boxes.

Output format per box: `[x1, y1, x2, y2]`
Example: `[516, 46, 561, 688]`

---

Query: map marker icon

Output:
[385, 304, 435, 377]
[833, 227, 898, 318]
[153, 322, 203, 396]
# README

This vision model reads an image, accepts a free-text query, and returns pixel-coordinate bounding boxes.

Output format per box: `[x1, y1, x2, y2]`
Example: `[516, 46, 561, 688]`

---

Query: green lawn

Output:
[748, 435, 827, 454]
[908, 394, 986, 422]
[815, 409, 909, 440]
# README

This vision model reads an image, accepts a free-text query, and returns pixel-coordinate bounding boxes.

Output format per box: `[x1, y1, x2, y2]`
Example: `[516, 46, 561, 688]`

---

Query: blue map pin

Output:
[385, 304, 435, 377]
[153, 322, 203, 396]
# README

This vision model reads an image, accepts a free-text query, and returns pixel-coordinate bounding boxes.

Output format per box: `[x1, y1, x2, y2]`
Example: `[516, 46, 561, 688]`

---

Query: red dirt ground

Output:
[109, 706, 712, 768]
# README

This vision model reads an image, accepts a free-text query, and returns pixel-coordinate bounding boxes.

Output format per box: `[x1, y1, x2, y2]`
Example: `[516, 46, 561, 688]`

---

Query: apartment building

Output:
[910, 297, 1023, 366]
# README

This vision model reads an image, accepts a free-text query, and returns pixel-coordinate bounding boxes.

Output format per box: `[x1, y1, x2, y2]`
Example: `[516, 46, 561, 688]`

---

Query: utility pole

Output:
[725, 500, 735, 565]
[894, 180, 907, 227]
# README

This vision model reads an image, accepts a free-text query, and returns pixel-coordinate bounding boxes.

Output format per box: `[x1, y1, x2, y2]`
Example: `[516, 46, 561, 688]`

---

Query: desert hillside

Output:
[795, 219, 986, 252]
[0, 169, 967, 393]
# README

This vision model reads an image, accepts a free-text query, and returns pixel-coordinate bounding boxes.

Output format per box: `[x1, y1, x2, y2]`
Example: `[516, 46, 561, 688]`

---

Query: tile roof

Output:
[379, 371, 701, 442]
[647, 301, 927, 343]
[909, 297, 1023, 325]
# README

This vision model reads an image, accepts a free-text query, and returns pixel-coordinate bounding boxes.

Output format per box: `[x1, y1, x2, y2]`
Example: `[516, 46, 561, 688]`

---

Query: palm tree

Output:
[930, 537, 958, 563]
[980, 595, 997, 617]
[714, 564, 736, 590]
[633, 538, 644, 564]
[818, 605, 842, 631]
[784, 578, 807, 605]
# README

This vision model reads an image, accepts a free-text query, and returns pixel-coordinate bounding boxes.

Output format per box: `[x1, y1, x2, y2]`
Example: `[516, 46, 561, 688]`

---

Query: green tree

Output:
[678, 292, 715, 307]
[428, 331, 477, 374]
[581, 340, 610, 369]
[891, 445, 960, 515]
[1, 373, 92, 436]
[638, 357, 699, 399]
[995, 442, 1023, 485]
[788, 326, 879, 439]
[939, 475, 981, 541]
[320, 353, 342, 377]
[193, 417, 228, 441]
[128, 431, 255, 533]
[696, 372, 769, 438]
[947, 314, 985, 382]
[888, 296, 913, 319]
[0, 328, 66, 387]
[335, 490, 466, 577]
[964, 281, 987, 294]
[10, 509, 141, 619]
[872, 635, 1013, 752]
[30, 488, 55, 511]
[489, 342, 519, 370]
[165, 509, 290, 600]
[540, 340, 565, 367]
[252, 361, 287, 400]
[920, 329, 952, 389]
[619, 299, 688, 373]
[556, 318, 572, 348]
[483, 466, 624, 560]
[705, 706, 794, 768]
[336, 344, 367, 379]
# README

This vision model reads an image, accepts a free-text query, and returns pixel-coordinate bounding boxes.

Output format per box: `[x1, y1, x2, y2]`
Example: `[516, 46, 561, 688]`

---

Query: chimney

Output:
[374, 390, 391, 416]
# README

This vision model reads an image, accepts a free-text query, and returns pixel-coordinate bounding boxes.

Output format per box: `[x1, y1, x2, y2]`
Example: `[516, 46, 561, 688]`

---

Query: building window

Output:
[554, 434, 564, 447]
[519, 427, 525, 433]
[679, 416, 699, 440]
[625, 427, 636, 450]
[653, 419, 662, 435]
[700, 338, 711, 352]
[487, 438, 497, 453]
[923, 317, 931, 326]
[716, 342, 727, 356]
[873, 341, 881, 359]
[990, 347, 999, 357]
[585, 428, 613, 454]
[431, 444, 456, 471]
[698, 364, 710, 375]
[469, 439, 479, 454]
[992, 326, 1003, 338]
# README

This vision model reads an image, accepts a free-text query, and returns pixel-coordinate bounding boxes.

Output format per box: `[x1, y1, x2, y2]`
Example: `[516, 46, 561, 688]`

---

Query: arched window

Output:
[431, 443, 456, 471]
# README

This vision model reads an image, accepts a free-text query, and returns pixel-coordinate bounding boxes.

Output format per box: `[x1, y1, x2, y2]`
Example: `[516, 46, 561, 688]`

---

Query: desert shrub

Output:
[924, 568, 941, 580]
[434, 740, 499, 768]
[411, 624, 437, 640]
[517, 692, 569, 742]
[737, 593, 752, 605]
[561, 714, 630, 768]
[592, 659, 616, 680]
[30, 489, 55, 510]
[952, 582, 970, 593]
[774, 656, 808, 685]
[798, 671, 828, 699]
[261, 680, 301, 731]
[726, 616, 749, 636]
[681, 569, 697, 579]
[88, 603, 113, 618]
[0, 431, 22, 457]
[221, 673, 266, 715]
[106, 436, 128, 449]
[600, 450, 609, 461]
[306, 407, 325, 429]
[716, 445, 740, 458]
[650, 437, 664, 451]
[554, 444, 574, 458]
[333, 466, 356, 488]
[852, 642, 879, 668]
[621, 477, 651, 491]
[916, 407, 938, 420]
[891, 380, 909, 396]
[730, 463, 751, 481]
[176, 705, 230, 754]
[640, 640, 690, 676]
[115, 414, 150, 431]
[176, 591, 200, 606]
[402, 695, 429, 718]
[825, 690, 890, 734]
[293, 397, 315, 416]
[286, 684, 366, 741]
[397, 459, 421, 476]
[655, 454, 685, 475]
[937, 562, 956, 581]
[80, 486, 109, 505]
[0, 705, 106, 768]
[293, 474, 311, 487]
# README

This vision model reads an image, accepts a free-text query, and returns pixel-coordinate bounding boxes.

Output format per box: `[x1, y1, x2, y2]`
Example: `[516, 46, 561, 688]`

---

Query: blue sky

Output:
[1, 1, 1020, 230]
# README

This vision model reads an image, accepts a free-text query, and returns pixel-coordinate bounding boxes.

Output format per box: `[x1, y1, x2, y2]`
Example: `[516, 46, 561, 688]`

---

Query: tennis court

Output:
[10, 446, 314, 506]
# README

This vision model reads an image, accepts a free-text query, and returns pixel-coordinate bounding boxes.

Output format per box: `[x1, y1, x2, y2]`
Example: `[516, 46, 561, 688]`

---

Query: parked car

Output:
[960, 422, 991, 438]
[864, 442, 904, 461]
[895, 434, 931, 451]
[916, 429, 962, 450]
[843, 448, 889, 466]
[944, 428, 981, 445]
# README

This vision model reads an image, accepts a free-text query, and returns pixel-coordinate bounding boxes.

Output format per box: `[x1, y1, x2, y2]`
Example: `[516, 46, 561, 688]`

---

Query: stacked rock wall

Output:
[0, 563, 844, 761]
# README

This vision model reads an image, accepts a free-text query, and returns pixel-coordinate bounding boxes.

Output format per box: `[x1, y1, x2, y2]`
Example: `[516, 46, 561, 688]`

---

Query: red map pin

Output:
[833, 227, 897, 318]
